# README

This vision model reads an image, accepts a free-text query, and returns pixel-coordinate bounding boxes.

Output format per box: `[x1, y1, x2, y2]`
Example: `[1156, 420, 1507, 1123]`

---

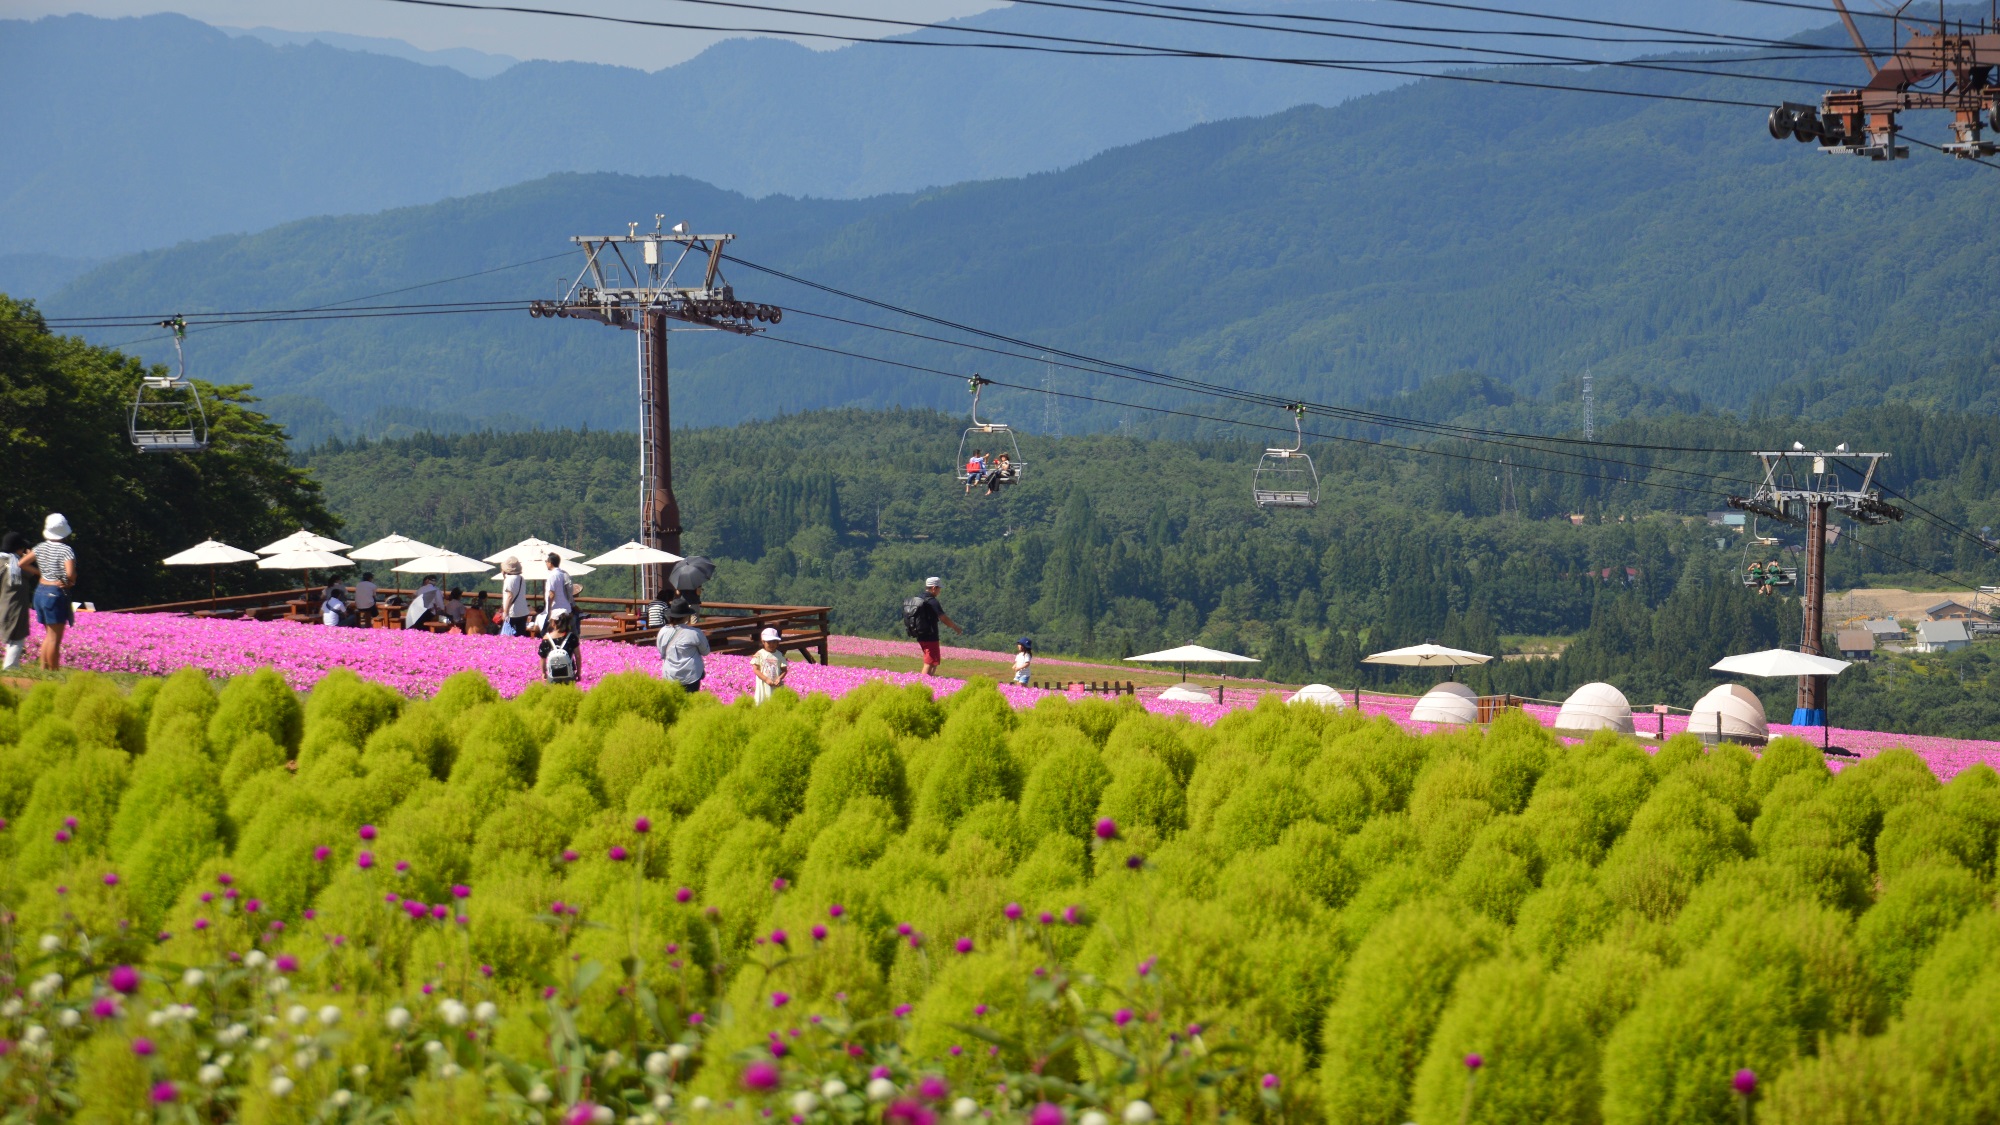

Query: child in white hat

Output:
[751, 626, 787, 705]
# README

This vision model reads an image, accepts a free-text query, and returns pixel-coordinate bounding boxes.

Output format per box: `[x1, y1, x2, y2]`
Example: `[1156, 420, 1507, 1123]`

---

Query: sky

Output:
[4, 0, 1009, 69]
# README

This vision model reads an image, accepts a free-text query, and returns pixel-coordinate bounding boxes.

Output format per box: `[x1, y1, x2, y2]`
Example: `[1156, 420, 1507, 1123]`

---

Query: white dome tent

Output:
[1554, 682, 1635, 735]
[1410, 681, 1479, 725]
[1288, 684, 1350, 709]
[1688, 684, 1769, 745]
[1157, 685, 1217, 704]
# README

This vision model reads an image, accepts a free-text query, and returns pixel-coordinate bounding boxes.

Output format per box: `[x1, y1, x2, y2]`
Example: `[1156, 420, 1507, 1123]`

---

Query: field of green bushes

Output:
[0, 667, 1996, 1124]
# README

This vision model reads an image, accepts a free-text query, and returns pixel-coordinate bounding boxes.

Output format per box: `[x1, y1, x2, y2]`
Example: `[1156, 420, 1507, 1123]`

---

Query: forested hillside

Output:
[41, 17, 2000, 443]
[301, 407, 2000, 729]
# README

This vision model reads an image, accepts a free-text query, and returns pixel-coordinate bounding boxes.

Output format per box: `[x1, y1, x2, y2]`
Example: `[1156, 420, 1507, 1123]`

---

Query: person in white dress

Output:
[751, 627, 788, 704]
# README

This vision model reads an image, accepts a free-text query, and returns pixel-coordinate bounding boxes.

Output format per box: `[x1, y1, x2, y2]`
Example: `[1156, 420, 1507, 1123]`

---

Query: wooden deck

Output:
[109, 589, 833, 664]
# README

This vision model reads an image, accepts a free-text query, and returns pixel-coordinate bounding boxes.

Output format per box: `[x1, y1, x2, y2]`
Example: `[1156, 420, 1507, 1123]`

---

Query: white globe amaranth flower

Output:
[690, 1096, 714, 1113]
[437, 999, 468, 1027]
[350, 1065, 369, 1080]
[820, 1080, 848, 1099]
[1081, 1112, 1109, 1125]
[866, 1078, 896, 1102]
[653, 1093, 675, 1111]
[182, 969, 206, 987]
[385, 1007, 411, 1031]
[198, 1064, 225, 1086]
[591, 1106, 615, 1125]
[791, 1091, 820, 1115]
[331, 1090, 353, 1108]
[439, 1063, 463, 1079]
[217, 1053, 235, 1069]
[951, 1097, 979, 1119]
[38, 934, 60, 953]
[219, 1023, 248, 1045]
[243, 951, 268, 969]
[23, 1026, 48, 1045]
[287, 1005, 310, 1026]
[1122, 1102, 1156, 1125]
[56, 1009, 80, 1029]
[527, 1084, 552, 1105]
[319, 1006, 342, 1027]
[251, 1037, 272, 1053]
[146, 1011, 169, 1029]
[641, 1114, 661, 1125]
[644, 1052, 672, 1077]
[1, 999, 22, 1018]
[600, 1049, 624, 1071]
[269, 1076, 294, 1097]
[266, 977, 291, 995]
[423, 1039, 446, 1055]
[667, 1043, 694, 1061]
[473, 1001, 497, 1023]
[293, 1049, 317, 1071]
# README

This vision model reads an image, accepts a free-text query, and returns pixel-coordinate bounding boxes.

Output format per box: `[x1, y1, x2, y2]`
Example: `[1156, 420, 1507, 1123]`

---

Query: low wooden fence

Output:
[1034, 680, 1136, 696]
[108, 589, 833, 664]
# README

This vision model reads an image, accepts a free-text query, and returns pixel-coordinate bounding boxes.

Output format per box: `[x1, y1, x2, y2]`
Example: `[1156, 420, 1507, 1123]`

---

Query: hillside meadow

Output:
[0, 666, 1996, 1123]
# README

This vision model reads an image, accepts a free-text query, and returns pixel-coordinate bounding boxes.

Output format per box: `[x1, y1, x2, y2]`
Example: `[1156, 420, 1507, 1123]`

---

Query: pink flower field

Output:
[31, 613, 2000, 781]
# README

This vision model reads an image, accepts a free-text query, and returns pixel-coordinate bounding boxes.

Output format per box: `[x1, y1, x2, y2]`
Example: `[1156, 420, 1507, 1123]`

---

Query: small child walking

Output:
[752, 627, 788, 704]
[1013, 637, 1034, 685]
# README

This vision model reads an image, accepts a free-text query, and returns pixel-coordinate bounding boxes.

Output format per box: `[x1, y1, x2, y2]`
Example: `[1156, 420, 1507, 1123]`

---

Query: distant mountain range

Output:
[39, 15, 2000, 447]
[2, 2, 1830, 262]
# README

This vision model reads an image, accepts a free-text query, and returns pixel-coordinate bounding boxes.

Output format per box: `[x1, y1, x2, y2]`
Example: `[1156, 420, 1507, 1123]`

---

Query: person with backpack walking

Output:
[903, 577, 962, 676]
[656, 606, 710, 693]
[539, 608, 581, 684]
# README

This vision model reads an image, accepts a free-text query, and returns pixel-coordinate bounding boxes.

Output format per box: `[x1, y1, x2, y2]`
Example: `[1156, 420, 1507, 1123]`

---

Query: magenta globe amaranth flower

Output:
[828, 903, 845, 918]
[771, 991, 790, 1008]
[566, 1105, 598, 1125]
[451, 884, 470, 899]
[742, 1061, 780, 1090]
[131, 1037, 155, 1057]
[1113, 1008, 1133, 1027]
[1733, 1069, 1758, 1096]
[608, 845, 628, 862]
[151, 1081, 177, 1103]
[633, 816, 652, 834]
[811, 925, 828, 942]
[770, 929, 788, 946]
[108, 965, 140, 995]
[359, 824, 377, 841]
[563, 849, 579, 863]
[1028, 1103, 1065, 1125]
[102, 872, 119, 886]
[1062, 905, 1082, 925]
[917, 1076, 949, 1101]
[1464, 1053, 1483, 1071]
[92, 998, 118, 1019]
[312, 846, 330, 862]
[356, 851, 374, 870]
[1094, 817, 1118, 840]
[1004, 902, 1022, 920]
[1260, 1074, 1279, 1090]
[675, 886, 693, 902]
[954, 937, 974, 954]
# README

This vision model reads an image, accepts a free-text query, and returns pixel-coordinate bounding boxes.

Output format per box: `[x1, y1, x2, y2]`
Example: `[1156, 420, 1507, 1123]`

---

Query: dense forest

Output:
[302, 405, 2000, 730]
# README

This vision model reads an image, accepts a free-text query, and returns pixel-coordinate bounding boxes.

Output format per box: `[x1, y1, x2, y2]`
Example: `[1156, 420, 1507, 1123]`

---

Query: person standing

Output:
[542, 552, 575, 629]
[1012, 637, 1034, 685]
[355, 571, 378, 627]
[0, 531, 30, 670]
[751, 627, 788, 704]
[29, 514, 77, 671]
[908, 577, 962, 676]
[499, 557, 530, 636]
[656, 607, 710, 693]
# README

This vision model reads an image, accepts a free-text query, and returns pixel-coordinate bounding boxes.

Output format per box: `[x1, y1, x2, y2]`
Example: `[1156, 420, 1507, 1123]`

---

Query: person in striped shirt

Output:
[27, 513, 77, 670]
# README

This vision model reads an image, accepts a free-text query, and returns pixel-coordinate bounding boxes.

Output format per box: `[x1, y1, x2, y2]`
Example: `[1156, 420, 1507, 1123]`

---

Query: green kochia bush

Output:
[1, 666, 1993, 1124]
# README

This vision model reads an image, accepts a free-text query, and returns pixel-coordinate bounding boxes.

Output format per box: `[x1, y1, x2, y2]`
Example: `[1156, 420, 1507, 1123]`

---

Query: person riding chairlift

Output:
[964, 449, 986, 495]
[982, 452, 1013, 496]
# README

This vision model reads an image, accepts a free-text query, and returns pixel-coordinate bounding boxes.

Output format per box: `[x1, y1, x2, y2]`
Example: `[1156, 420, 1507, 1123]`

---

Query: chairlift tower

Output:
[1727, 446, 1902, 726]
[529, 218, 780, 596]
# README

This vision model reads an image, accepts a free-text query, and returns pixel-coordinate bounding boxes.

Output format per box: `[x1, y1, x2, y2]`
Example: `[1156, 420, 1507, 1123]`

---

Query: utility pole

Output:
[530, 218, 778, 597]
[1728, 446, 1902, 726]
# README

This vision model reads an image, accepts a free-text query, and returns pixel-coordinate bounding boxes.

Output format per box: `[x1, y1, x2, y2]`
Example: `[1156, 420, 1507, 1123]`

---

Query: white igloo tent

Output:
[1410, 681, 1479, 725]
[1157, 684, 1216, 704]
[1687, 683, 1768, 745]
[1288, 684, 1349, 708]
[1554, 682, 1635, 735]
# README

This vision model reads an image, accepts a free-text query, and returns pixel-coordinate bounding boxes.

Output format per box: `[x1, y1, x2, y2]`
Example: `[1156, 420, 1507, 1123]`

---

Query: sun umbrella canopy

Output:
[1362, 643, 1493, 667]
[1711, 649, 1851, 678]
[256, 550, 353, 571]
[349, 533, 442, 561]
[162, 540, 260, 567]
[484, 538, 584, 565]
[499, 556, 595, 581]
[256, 529, 352, 555]
[391, 551, 493, 576]
[584, 541, 684, 567]
[669, 556, 717, 591]
[1125, 645, 1262, 664]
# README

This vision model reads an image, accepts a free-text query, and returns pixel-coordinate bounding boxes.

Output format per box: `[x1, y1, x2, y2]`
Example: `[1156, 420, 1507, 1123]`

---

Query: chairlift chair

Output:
[1252, 405, 1319, 509]
[954, 377, 1025, 489]
[129, 317, 211, 454]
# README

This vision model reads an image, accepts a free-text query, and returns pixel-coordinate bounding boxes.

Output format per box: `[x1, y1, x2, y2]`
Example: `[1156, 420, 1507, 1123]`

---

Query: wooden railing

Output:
[109, 589, 834, 664]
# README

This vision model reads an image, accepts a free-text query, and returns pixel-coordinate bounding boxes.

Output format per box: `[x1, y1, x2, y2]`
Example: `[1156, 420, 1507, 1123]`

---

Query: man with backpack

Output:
[539, 608, 581, 684]
[903, 577, 962, 676]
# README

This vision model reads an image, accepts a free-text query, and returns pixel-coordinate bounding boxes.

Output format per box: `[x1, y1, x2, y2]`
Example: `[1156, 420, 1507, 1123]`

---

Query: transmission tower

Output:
[1499, 456, 1518, 516]
[1727, 445, 1903, 727]
[1041, 354, 1062, 437]
[1766, 1, 2000, 161]
[530, 217, 779, 597]
[1581, 371, 1594, 442]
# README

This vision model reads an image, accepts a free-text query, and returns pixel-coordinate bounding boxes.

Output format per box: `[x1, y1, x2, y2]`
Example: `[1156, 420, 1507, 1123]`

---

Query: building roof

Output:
[1918, 620, 1972, 644]
[1861, 618, 1905, 636]
[1835, 630, 1876, 652]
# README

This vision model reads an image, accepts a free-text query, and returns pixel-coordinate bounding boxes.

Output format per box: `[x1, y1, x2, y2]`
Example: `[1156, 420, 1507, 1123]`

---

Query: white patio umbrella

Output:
[1711, 648, 1851, 746]
[348, 533, 441, 561]
[584, 541, 684, 606]
[255, 528, 352, 555]
[484, 537, 584, 565]
[391, 551, 494, 578]
[162, 539, 260, 609]
[1126, 644, 1261, 700]
[256, 549, 354, 599]
[1362, 643, 1493, 667]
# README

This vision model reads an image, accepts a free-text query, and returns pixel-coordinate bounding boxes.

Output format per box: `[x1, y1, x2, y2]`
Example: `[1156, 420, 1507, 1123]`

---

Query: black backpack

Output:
[902, 596, 928, 638]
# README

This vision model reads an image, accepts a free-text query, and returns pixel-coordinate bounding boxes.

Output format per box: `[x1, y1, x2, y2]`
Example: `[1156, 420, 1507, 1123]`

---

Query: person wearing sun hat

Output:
[751, 626, 788, 705]
[29, 513, 78, 670]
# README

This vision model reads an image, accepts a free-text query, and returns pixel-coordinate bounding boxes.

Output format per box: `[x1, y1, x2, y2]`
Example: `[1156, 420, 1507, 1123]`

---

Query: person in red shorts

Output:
[911, 576, 962, 675]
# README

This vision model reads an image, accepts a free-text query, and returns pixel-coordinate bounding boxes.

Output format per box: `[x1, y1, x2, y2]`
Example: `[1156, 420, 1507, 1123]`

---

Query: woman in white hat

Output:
[751, 626, 788, 705]
[29, 513, 78, 670]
